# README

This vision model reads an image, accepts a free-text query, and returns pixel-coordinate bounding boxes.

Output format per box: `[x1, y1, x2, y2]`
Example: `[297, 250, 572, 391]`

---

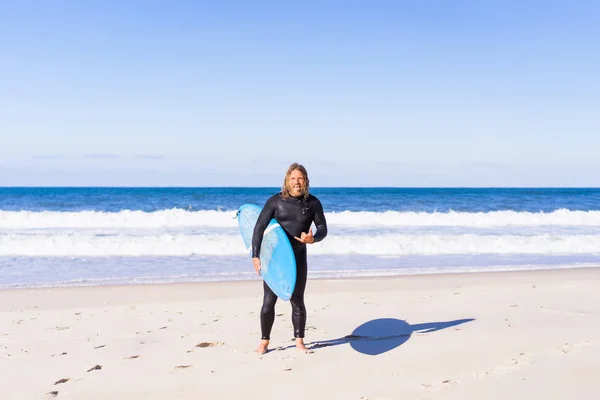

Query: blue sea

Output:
[1, 187, 600, 289]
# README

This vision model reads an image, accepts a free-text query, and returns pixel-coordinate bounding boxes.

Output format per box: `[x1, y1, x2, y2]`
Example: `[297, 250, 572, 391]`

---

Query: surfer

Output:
[251, 162, 328, 354]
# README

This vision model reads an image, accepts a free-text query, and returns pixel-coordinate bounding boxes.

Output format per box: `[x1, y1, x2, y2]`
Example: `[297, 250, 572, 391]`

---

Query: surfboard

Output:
[236, 203, 297, 301]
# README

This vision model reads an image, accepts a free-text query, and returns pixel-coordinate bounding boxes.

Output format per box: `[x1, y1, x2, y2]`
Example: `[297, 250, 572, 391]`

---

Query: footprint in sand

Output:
[541, 307, 586, 317]
[559, 341, 590, 355]
[421, 380, 459, 389]
[196, 341, 224, 348]
[442, 379, 458, 387]
[474, 352, 532, 379]
[87, 364, 102, 372]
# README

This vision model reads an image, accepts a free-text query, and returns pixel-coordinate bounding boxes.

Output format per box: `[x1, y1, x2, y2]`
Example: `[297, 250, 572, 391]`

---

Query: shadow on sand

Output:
[308, 318, 475, 356]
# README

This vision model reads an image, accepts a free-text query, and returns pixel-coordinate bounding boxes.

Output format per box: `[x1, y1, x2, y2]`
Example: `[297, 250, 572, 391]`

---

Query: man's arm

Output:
[311, 197, 328, 243]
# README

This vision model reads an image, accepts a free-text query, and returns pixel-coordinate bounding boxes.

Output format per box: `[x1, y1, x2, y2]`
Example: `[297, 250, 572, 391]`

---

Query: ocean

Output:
[1, 187, 600, 289]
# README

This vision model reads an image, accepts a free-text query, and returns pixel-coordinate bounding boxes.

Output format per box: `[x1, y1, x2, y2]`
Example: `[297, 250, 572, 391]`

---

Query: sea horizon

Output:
[2, 185, 600, 189]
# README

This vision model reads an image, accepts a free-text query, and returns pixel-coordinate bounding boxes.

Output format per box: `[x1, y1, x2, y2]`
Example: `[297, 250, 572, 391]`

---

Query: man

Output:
[251, 162, 328, 354]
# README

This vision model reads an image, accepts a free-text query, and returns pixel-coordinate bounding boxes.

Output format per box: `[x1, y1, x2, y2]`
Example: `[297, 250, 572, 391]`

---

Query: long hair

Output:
[281, 162, 310, 201]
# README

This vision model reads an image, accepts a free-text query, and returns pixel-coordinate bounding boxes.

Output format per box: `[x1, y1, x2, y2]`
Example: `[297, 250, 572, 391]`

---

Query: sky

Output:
[1, 0, 599, 187]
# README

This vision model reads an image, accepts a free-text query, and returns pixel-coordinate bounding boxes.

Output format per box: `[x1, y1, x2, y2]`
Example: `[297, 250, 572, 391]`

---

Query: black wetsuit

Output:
[252, 192, 328, 340]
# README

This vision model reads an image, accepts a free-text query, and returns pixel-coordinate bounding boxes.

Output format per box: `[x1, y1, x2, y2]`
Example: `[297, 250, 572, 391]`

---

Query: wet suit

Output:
[252, 192, 328, 340]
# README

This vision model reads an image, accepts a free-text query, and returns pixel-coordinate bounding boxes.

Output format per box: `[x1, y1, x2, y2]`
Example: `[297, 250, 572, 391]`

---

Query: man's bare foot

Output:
[295, 338, 312, 353]
[255, 340, 269, 355]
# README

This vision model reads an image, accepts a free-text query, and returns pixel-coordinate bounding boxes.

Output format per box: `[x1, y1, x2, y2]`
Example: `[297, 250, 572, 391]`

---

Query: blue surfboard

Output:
[236, 203, 297, 301]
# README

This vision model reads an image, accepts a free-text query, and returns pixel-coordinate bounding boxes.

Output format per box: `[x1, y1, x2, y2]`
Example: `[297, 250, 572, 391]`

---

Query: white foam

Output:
[0, 209, 236, 229]
[2, 208, 600, 230]
[327, 209, 600, 227]
[2, 232, 600, 257]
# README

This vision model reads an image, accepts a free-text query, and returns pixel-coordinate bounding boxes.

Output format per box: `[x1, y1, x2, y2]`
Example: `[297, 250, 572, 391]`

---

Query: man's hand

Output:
[252, 257, 261, 275]
[294, 228, 315, 244]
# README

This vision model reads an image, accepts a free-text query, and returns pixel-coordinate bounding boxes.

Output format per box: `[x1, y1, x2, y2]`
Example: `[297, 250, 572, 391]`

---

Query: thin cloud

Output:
[32, 155, 63, 159]
[134, 154, 165, 160]
[83, 154, 121, 159]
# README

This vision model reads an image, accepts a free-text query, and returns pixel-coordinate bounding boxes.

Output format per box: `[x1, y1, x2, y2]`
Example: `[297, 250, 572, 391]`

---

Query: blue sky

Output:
[1, 0, 599, 187]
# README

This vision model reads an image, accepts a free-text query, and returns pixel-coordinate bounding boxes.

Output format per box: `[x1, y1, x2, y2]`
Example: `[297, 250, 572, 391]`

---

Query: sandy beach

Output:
[1, 267, 599, 400]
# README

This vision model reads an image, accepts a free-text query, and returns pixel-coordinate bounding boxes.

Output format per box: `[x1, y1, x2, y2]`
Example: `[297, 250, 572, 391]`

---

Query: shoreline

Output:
[1, 260, 598, 291]
[2, 265, 599, 311]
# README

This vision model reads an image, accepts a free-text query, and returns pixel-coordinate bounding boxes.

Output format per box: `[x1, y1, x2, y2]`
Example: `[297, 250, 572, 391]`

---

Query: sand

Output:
[1, 267, 599, 400]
